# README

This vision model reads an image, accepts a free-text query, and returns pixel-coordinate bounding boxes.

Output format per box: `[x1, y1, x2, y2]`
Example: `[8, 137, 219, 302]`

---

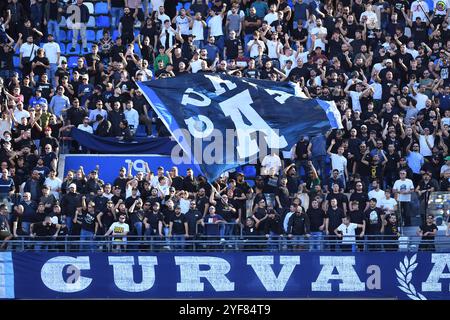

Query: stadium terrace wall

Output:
[1, 252, 450, 299]
[64, 154, 200, 184]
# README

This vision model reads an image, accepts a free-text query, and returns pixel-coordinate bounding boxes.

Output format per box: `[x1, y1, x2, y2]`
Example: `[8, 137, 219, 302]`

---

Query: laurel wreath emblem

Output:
[395, 254, 427, 300]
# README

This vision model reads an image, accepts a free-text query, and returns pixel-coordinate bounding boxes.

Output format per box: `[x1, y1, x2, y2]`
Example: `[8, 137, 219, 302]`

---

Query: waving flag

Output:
[137, 74, 342, 182]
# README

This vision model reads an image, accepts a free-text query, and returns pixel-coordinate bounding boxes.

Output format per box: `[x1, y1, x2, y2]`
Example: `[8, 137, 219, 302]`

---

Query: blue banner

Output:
[69, 128, 177, 155]
[2, 252, 450, 299]
[63, 155, 199, 184]
[137, 74, 342, 182]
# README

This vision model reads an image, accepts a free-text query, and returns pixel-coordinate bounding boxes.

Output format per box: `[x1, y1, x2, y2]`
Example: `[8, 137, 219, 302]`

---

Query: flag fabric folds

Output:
[137, 74, 342, 182]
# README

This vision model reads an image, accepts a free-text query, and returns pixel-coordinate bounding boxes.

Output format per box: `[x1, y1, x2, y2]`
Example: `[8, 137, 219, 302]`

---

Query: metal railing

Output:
[3, 234, 450, 252]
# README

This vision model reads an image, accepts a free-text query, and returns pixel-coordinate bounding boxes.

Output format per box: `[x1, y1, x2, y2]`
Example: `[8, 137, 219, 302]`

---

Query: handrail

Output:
[4, 234, 450, 252]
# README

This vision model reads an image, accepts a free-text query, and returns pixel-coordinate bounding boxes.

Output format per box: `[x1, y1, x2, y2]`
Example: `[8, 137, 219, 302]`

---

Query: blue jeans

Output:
[47, 20, 60, 42]
[312, 155, 327, 181]
[111, 7, 123, 31]
[172, 234, 185, 251]
[267, 231, 282, 251]
[214, 35, 225, 59]
[34, 242, 50, 252]
[310, 231, 323, 251]
[48, 63, 58, 88]
[163, 226, 170, 248]
[80, 229, 95, 252]
[134, 222, 143, 236]
[193, 40, 204, 49]
[22, 222, 31, 235]
[290, 235, 308, 250]
[224, 222, 236, 239]
[65, 218, 73, 235]
[295, 159, 309, 180]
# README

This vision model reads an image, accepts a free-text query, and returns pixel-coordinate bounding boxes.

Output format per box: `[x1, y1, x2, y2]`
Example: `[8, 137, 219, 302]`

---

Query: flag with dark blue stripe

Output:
[137, 74, 342, 182]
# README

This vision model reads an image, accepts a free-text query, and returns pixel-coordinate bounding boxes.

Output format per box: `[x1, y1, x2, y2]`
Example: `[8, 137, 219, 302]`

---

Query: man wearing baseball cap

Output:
[39, 126, 59, 155]
[60, 182, 82, 235]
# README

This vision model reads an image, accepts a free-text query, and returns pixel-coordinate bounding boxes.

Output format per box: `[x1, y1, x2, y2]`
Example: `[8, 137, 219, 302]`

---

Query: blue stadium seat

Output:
[13, 56, 20, 68]
[247, 179, 255, 187]
[84, 2, 94, 15]
[66, 43, 81, 55]
[86, 42, 94, 52]
[96, 29, 104, 41]
[95, 2, 109, 15]
[68, 56, 79, 68]
[176, 2, 183, 11]
[87, 16, 96, 28]
[135, 125, 147, 137]
[59, 43, 65, 54]
[112, 30, 119, 40]
[86, 30, 96, 42]
[66, 30, 73, 42]
[184, 2, 191, 10]
[96, 16, 111, 29]
[59, 30, 66, 42]
[242, 165, 257, 177]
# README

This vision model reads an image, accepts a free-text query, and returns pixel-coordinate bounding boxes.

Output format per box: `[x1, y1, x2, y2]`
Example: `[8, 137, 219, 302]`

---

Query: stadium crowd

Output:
[0, 0, 450, 251]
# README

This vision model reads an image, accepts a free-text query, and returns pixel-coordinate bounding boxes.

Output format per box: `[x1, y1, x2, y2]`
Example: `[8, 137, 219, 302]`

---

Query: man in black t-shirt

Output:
[417, 215, 438, 251]
[364, 198, 384, 251]
[169, 206, 189, 250]
[349, 182, 369, 212]
[30, 215, 61, 252]
[185, 201, 203, 238]
[326, 198, 345, 251]
[76, 199, 98, 252]
[31, 48, 50, 79]
[307, 199, 326, 251]
[348, 201, 366, 251]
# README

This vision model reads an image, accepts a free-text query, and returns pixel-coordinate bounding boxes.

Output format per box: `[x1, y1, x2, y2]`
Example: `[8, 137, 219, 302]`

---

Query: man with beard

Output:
[307, 199, 326, 251]
[325, 198, 345, 251]
[275, 176, 291, 216]
[108, 101, 126, 137]
[185, 201, 203, 239]
[210, 190, 238, 241]
[264, 209, 284, 250]
[143, 202, 163, 240]
[195, 188, 209, 216]
[364, 198, 385, 251]
[182, 168, 198, 195]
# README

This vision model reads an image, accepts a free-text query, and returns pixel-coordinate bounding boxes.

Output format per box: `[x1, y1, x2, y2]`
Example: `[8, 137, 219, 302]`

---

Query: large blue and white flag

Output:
[137, 74, 342, 182]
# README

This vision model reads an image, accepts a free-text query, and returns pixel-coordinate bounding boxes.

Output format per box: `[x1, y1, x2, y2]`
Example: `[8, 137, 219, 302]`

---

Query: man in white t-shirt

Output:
[263, 3, 278, 26]
[247, 31, 266, 58]
[327, 140, 348, 187]
[378, 188, 398, 213]
[261, 151, 282, 175]
[157, 6, 170, 25]
[368, 180, 385, 206]
[42, 34, 61, 88]
[393, 170, 415, 226]
[208, 6, 226, 57]
[335, 216, 365, 252]
[105, 213, 130, 251]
